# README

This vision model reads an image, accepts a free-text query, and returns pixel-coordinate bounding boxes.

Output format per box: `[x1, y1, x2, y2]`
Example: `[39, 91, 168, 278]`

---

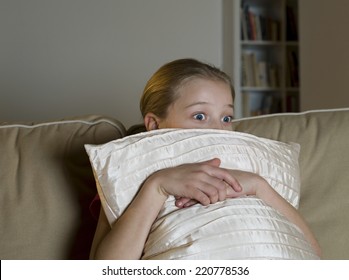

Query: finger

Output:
[182, 177, 227, 205]
[225, 184, 242, 198]
[175, 197, 198, 208]
[201, 178, 229, 203]
[175, 197, 191, 208]
[183, 199, 198, 208]
[203, 165, 242, 193]
[193, 192, 211, 206]
[200, 158, 221, 167]
[184, 169, 228, 203]
[173, 177, 211, 206]
[222, 172, 243, 193]
[194, 178, 226, 204]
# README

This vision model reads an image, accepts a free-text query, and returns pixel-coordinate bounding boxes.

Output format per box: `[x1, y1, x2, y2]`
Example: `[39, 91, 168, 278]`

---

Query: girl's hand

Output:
[224, 169, 262, 197]
[175, 169, 265, 208]
[147, 158, 242, 207]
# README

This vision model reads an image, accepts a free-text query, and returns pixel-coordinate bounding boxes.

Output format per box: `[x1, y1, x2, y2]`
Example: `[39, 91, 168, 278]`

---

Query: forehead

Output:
[176, 78, 233, 104]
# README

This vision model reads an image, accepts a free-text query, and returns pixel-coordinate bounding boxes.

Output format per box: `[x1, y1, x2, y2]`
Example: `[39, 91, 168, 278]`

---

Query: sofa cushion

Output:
[85, 129, 320, 259]
[0, 115, 126, 259]
[230, 108, 349, 259]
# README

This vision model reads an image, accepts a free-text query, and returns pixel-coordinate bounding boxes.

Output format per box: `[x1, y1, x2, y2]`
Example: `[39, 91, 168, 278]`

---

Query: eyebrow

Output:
[185, 102, 234, 109]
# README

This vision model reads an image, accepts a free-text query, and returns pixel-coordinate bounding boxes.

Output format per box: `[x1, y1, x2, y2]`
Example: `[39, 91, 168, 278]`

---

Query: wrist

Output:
[254, 176, 274, 199]
[143, 171, 169, 202]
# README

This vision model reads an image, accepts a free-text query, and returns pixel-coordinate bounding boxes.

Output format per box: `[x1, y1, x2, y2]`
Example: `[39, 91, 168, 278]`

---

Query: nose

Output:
[208, 119, 223, 130]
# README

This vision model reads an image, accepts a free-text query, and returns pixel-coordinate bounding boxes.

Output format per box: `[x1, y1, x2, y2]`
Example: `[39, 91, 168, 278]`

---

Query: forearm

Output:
[93, 159, 239, 259]
[255, 178, 322, 258]
[94, 180, 167, 259]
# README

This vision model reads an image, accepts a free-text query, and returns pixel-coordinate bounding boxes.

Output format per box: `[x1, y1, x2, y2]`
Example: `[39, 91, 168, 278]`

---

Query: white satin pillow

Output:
[85, 129, 318, 259]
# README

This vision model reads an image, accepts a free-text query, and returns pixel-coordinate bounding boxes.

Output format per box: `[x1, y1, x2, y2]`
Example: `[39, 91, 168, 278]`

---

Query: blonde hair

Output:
[140, 58, 235, 118]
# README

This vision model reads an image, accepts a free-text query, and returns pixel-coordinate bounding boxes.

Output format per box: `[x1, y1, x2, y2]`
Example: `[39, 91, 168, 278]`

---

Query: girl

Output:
[90, 58, 321, 259]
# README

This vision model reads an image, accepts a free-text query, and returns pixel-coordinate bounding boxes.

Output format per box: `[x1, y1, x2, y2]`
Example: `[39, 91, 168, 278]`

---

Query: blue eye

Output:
[222, 116, 233, 123]
[193, 113, 206, 121]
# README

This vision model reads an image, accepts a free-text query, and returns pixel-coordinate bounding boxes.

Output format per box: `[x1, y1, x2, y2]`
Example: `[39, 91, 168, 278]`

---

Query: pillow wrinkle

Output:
[149, 198, 303, 249]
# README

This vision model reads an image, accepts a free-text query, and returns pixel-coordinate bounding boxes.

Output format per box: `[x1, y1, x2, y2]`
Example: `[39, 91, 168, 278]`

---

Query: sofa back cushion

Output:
[0, 115, 126, 259]
[230, 108, 349, 259]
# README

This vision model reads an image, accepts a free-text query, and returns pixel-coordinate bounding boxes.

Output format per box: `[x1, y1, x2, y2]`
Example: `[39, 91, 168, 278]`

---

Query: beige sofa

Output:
[1, 108, 348, 259]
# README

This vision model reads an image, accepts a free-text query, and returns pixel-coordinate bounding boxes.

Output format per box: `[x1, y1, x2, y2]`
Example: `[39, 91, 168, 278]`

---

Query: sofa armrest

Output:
[0, 115, 126, 259]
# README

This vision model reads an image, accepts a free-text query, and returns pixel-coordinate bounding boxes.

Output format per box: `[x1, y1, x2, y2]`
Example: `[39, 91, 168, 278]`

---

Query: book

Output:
[287, 50, 299, 87]
[243, 91, 282, 117]
[241, 52, 248, 86]
[241, 51, 258, 87]
[248, 10, 257, 40]
[268, 64, 279, 88]
[286, 95, 299, 112]
[257, 61, 268, 87]
[240, 8, 248, 40]
[286, 5, 298, 41]
[240, 3, 281, 42]
[243, 92, 264, 117]
[241, 4, 253, 40]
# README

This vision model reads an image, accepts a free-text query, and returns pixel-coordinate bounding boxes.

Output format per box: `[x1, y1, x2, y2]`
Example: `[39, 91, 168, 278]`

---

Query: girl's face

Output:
[157, 78, 234, 131]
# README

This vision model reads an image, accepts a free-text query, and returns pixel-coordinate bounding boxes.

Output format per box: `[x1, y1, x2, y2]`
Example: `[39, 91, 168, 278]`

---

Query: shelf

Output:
[241, 40, 283, 46]
[232, 0, 300, 118]
[242, 87, 281, 92]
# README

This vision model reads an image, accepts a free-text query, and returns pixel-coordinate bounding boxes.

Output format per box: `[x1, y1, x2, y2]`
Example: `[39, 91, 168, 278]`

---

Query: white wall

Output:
[300, 0, 349, 111]
[1, 0, 223, 128]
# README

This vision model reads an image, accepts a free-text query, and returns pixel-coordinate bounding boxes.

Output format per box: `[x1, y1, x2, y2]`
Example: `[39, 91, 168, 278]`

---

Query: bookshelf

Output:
[232, 0, 300, 118]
